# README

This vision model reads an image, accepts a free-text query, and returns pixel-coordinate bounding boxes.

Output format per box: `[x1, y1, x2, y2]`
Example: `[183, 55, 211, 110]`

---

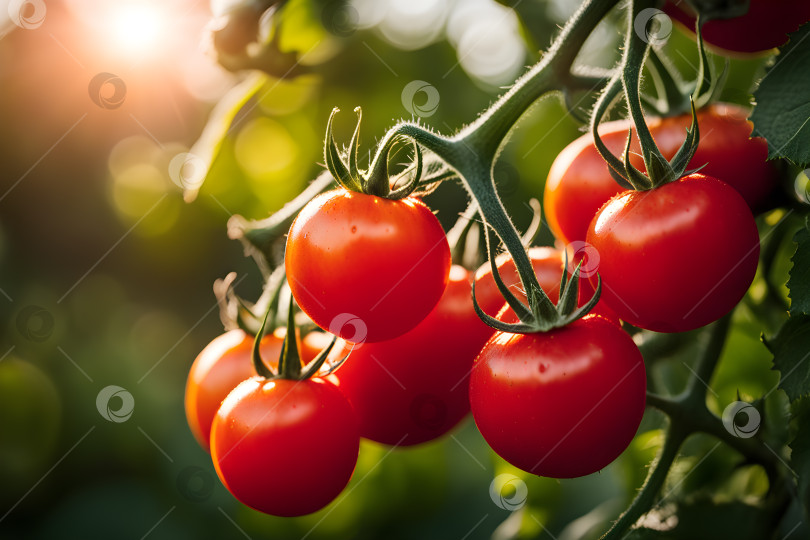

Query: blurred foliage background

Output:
[0, 0, 794, 538]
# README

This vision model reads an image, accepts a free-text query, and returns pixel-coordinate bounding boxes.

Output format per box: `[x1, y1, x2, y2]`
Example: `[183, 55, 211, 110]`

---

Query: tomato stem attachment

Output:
[591, 0, 704, 191]
[251, 284, 340, 381]
[324, 108, 427, 200]
[590, 15, 723, 188]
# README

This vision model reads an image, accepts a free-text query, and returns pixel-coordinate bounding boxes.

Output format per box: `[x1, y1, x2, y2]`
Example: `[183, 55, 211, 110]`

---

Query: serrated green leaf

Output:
[764, 314, 810, 402]
[750, 24, 810, 167]
[789, 219, 810, 316]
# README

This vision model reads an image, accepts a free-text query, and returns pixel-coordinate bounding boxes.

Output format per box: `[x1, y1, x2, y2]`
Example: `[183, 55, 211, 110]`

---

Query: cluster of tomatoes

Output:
[183, 101, 775, 517]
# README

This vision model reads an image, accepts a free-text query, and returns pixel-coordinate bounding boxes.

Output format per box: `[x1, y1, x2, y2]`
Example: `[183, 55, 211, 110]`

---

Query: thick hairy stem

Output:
[647, 392, 780, 477]
[601, 424, 687, 539]
[459, 0, 622, 159]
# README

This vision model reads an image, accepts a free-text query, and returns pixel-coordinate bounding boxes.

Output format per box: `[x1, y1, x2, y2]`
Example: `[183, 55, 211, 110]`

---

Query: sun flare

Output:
[110, 3, 166, 55]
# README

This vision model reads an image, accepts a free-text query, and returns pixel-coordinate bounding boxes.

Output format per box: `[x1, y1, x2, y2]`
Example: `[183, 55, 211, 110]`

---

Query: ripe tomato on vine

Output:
[470, 315, 647, 478]
[210, 377, 359, 517]
[586, 174, 760, 332]
[285, 189, 451, 344]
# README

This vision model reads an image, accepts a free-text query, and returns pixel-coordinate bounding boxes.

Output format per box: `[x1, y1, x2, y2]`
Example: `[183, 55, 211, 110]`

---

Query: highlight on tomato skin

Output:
[586, 174, 760, 333]
[210, 377, 360, 517]
[469, 314, 647, 479]
[330, 265, 496, 447]
[285, 189, 452, 344]
[543, 104, 778, 245]
[184, 329, 283, 450]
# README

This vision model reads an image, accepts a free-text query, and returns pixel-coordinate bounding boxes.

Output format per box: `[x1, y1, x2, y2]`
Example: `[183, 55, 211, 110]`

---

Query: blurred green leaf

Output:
[750, 24, 810, 167]
[185, 73, 268, 202]
[789, 218, 810, 316]
[0, 358, 60, 497]
[764, 313, 810, 402]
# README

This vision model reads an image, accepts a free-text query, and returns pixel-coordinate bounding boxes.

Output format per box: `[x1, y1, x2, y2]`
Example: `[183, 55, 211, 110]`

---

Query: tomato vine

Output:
[184, 0, 810, 535]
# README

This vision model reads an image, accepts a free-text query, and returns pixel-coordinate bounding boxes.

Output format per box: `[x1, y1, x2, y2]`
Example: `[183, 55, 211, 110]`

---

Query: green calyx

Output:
[324, 107, 422, 199]
[470, 229, 602, 334]
[252, 292, 347, 382]
[324, 107, 457, 200]
[590, 2, 720, 191]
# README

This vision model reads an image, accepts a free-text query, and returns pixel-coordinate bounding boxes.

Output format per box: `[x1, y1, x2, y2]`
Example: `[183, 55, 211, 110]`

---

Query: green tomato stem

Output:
[397, 125, 561, 329]
[229, 170, 335, 260]
[600, 422, 688, 540]
[647, 391, 781, 482]
[621, 0, 678, 187]
[458, 0, 621, 159]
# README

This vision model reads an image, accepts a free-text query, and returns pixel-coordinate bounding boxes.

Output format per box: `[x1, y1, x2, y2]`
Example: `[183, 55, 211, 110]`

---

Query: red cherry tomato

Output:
[286, 189, 451, 343]
[664, 0, 810, 55]
[474, 247, 620, 323]
[586, 174, 759, 332]
[331, 266, 495, 446]
[470, 315, 646, 478]
[184, 330, 282, 449]
[210, 377, 359, 517]
[544, 104, 778, 245]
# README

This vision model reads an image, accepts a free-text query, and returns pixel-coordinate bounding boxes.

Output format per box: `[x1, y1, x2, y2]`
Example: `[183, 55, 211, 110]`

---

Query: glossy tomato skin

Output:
[474, 247, 620, 323]
[184, 330, 283, 449]
[664, 0, 810, 55]
[544, 104, 777, 245]
[587, 174, 760, 333]
[331, 266, 495, 446]
[211, 377, 359, 517]
[286, 190, 451, 344]
[470, 315, 646, 478]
